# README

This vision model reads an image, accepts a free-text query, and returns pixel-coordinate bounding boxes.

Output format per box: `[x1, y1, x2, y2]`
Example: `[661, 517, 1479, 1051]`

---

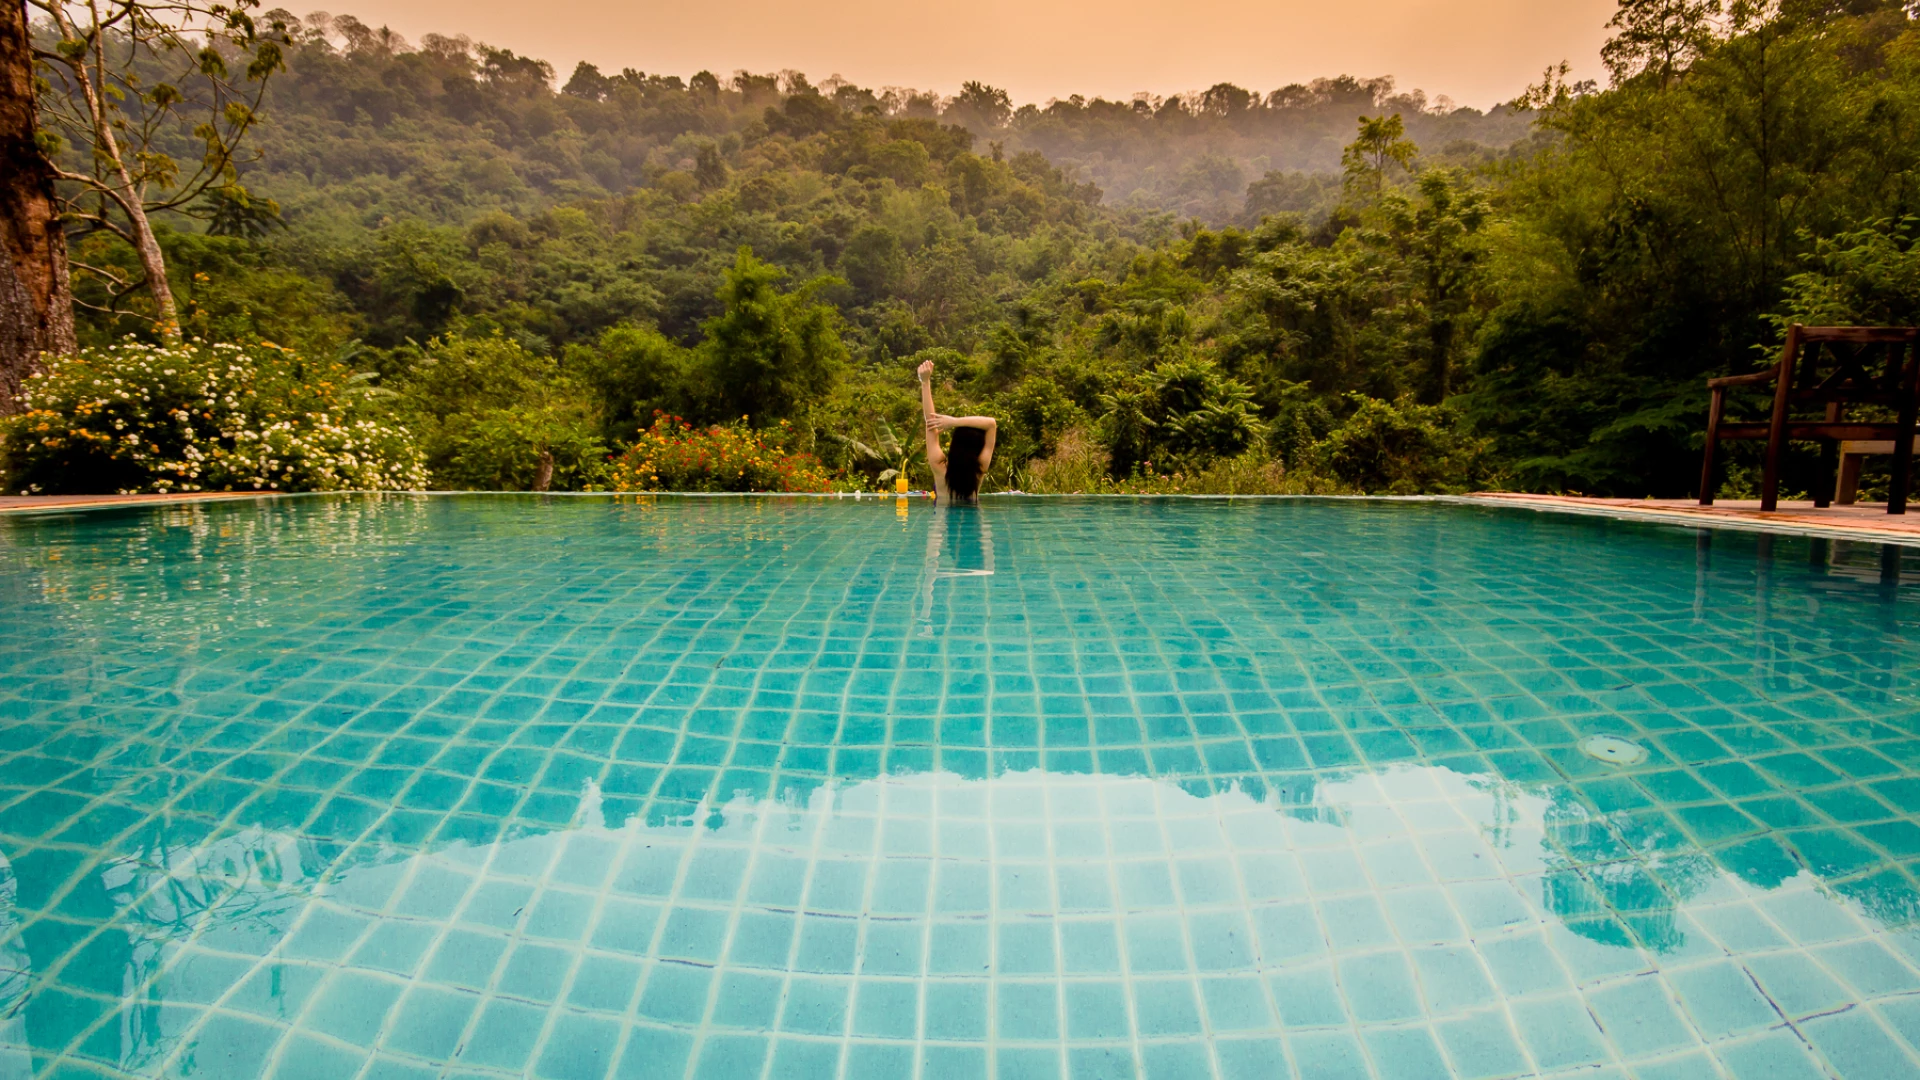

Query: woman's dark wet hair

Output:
[944, 426, 987, 503]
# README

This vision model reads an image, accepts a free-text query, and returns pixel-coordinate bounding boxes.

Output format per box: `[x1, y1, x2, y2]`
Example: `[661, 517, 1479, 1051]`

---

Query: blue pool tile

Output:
[920, 1043, 990, 1079]
[998, 1046, 1065, 1080]
[998, 980, 1062, 1040]
[1216, 1038, 1286, 1080]
[833, 1041, 910, 1076]
[636, 962, 711, 1026]
[269, 1036, 370, 1080]
[457, 998, 549, 1071]
[1509, 994, 1610, 1070]
[928, 921, 991, 974]
[1269, 965, 1347, 1026]
[384, 986, 477, 1060]
[499, 940, 573, 1001]
[534, 1012, 624, 1080]
[1068, 1045, 1137, 1080]
[1133, 979, 1204, 1037]
[725, 910, 795, 968]
[1337, 951, 1422, 1022]
[779, 976, 850, 1036]
[1585, 976, 1695, 1057]
[1802, 1008, 1920, 1078]
[1064, 981, 1132, 1040]
[1435, 1008, 1530, 1079]
[1365, 1025, 1451, 1080]
[1288, 1030, 1372, 1080]
[302, 971, 402, 1043]
[181, 1012, 284, 1079]
[1141, 1041, 1212, 1080]
[1665, 962, 1780, 1039]
[766, 1037, 841, 1080]
[567, 953, 643, 1013]
[1714, 1030, 1831, 1080]
[615, 1024, 694, 1079]
[711, 970, 783, 1029]
[689, 1033, 771, 1080]
[1199, 975, 1274, 1031]
[924, 981, 990, 1040]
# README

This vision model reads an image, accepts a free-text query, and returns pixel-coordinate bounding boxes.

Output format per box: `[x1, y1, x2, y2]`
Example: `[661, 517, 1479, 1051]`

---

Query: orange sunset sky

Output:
[343, 0, 1620, 109]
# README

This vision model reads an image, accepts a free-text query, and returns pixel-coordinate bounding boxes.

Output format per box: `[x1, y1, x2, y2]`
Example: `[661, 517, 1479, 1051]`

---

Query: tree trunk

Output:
[124, 196, 178, 338]
[0, 0, 75, 415]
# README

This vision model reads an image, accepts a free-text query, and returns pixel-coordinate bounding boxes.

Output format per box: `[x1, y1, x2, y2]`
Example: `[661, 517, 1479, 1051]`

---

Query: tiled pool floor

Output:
[3, 495, 1920, 1079]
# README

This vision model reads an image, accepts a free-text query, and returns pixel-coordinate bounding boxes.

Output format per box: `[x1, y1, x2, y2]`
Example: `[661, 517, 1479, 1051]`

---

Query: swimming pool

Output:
[2, 495, 1919, 1079]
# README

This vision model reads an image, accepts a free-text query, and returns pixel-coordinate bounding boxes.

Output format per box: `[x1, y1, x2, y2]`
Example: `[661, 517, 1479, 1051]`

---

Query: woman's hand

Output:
[917, 359, 934, 382]
[926, 413, 957, 435]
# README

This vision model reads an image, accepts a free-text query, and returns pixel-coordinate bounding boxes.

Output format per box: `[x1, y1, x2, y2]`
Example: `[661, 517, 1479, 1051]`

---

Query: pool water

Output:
[3, 496, 1920, 1080]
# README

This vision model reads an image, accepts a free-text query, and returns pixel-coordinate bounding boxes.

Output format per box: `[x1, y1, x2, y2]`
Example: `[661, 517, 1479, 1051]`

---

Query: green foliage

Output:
[391, 336, 606, 490]
[1307, 395, 1494, 494]
[2, 340, 426, 494]
[697, 249, 846, 425]
[40, 2, 1920, 501]
[1778, 218, 1920, 328]
[1095, 357, 1265, 475]
[566, 326, 695, 442]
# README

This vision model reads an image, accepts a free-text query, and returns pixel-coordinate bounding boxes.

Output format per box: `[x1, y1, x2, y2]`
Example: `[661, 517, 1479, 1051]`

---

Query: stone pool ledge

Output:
[0, 491, 281, 514]
[1459, 491, 1920, 545]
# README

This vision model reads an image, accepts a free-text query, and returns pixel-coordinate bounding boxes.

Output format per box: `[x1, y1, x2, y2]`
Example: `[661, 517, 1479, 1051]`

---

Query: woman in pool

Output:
[917, 358, 997, 504]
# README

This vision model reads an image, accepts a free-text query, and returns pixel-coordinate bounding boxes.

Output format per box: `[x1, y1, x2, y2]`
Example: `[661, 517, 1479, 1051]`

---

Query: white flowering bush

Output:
[1, 340, 428, 494]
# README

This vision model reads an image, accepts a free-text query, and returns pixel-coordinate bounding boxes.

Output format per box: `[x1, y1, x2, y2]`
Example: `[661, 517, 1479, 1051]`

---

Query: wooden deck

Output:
[1463, 492, 1920, 544]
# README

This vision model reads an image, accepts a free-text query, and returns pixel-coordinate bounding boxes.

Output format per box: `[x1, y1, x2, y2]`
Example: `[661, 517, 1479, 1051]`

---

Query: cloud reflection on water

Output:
[5, 762, 1916, 1077]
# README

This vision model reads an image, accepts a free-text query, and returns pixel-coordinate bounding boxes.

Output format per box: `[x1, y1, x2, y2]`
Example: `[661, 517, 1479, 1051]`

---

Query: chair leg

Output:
[1837, 453, 1865, 505]
[1893, 431, 1917, 515]
[1699, 388, 1724, 506]
[1813, 405, 1840, 508]
[1897, 340, 1920, 515]
[1761, 335, 1798, 512]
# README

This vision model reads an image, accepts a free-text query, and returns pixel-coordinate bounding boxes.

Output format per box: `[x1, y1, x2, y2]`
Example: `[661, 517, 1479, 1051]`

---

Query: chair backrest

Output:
[1783, 325, 1920, 408]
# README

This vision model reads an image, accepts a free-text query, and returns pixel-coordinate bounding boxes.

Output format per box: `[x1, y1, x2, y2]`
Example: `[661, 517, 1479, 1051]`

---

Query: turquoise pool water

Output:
[3, 495, 1920, 1079]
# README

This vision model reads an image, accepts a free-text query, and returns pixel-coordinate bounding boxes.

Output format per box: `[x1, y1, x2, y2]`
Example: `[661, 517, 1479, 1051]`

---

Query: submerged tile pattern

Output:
[3, 495, 1920, 1078]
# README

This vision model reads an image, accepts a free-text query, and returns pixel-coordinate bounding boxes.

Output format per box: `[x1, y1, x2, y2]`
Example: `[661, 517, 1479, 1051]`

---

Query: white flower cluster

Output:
[4, 340, 429, 495]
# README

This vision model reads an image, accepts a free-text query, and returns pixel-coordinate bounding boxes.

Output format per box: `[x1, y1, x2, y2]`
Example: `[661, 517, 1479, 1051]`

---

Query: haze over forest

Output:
[345, 0, 1621, 108]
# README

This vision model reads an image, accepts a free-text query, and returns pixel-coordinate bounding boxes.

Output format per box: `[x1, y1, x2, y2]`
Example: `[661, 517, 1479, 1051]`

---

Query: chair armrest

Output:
[1707, 367, 1781, 388]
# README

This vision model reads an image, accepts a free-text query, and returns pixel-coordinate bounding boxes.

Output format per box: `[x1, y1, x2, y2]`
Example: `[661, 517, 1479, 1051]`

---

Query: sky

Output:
[342, 0, 1620, 110]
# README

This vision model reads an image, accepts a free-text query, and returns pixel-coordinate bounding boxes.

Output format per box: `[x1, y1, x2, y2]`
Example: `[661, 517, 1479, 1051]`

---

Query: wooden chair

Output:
[1698, 325, 1920, 514]
[1835, 438, 1920, 504]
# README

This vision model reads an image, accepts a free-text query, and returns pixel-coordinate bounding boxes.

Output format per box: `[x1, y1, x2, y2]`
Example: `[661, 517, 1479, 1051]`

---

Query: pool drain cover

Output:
[1580, 735, 1647, 766]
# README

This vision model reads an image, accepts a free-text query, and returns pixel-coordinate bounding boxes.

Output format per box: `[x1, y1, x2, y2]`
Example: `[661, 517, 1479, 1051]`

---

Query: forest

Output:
[7, 0, 1920, 499]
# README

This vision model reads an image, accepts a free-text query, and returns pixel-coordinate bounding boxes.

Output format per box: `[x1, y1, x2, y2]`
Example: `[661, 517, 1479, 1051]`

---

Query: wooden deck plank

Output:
[1461, 492, 1920, 543]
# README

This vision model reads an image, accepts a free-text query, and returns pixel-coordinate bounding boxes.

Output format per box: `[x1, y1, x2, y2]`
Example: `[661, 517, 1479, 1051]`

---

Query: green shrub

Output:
[2, 340, 426, 495]
[392, 336, 607, 490]
[1308, 394, 1494, 494]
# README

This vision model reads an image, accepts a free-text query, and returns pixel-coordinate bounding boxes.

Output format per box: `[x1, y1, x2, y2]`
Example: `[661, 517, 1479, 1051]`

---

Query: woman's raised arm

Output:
[917, 359, 944, 470]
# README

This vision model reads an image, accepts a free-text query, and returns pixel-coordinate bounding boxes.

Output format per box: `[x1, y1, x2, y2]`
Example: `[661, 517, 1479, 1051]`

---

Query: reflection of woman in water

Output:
[916, 499, 995, 635]
[917, 358, 997, 504]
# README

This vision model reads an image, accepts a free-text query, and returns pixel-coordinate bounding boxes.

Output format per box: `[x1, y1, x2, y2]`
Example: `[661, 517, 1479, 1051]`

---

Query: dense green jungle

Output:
[14, 0, 1920, 498]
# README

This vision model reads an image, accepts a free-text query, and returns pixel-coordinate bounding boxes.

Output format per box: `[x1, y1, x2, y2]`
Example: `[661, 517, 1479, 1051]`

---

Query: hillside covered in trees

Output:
[9, 0, 1920, 500]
